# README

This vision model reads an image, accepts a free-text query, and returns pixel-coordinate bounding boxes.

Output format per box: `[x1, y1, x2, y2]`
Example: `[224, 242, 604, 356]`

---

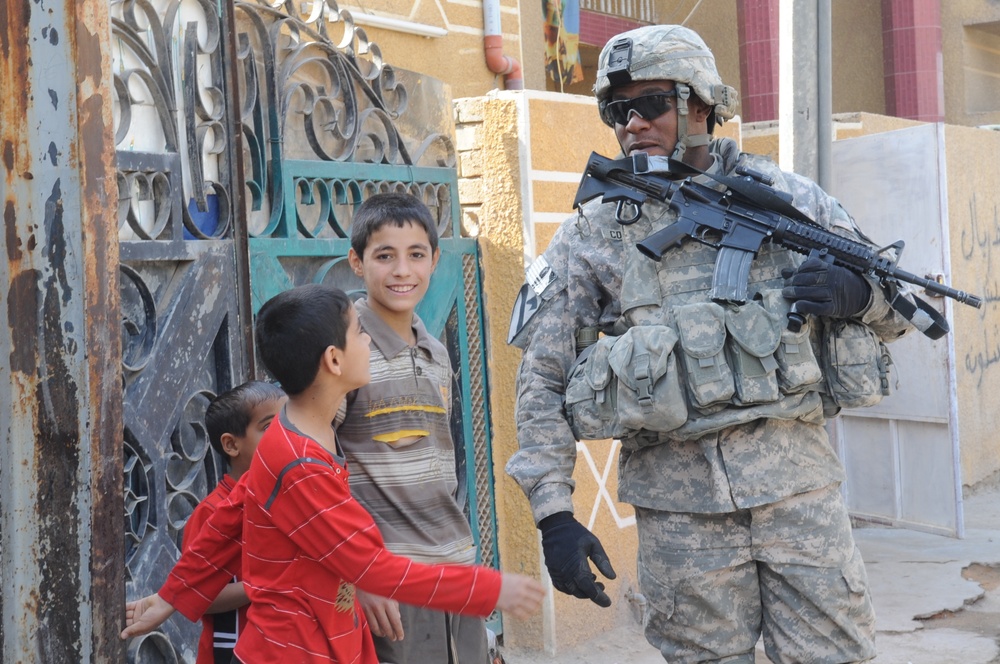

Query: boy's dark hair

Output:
[205, 381, 286, 457]
[350, 192, 439, 257]
[254, 284, 353, 395]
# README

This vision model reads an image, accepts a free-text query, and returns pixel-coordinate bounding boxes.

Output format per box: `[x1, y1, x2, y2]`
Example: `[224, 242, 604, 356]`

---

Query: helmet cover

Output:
[594, 25, 738, 121]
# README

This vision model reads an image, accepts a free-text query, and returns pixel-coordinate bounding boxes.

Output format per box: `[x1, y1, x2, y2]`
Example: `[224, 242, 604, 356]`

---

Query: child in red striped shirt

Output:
[183, 380, 285, 664]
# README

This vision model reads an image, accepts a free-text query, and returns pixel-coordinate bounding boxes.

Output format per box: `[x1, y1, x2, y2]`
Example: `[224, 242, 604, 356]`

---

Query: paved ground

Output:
[503, 483, 1000, 664]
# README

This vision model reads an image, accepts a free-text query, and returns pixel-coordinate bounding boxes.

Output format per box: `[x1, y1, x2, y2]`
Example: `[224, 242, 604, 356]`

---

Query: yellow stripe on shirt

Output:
[372, 430, 430, 445]
[366, 404, 446, 418]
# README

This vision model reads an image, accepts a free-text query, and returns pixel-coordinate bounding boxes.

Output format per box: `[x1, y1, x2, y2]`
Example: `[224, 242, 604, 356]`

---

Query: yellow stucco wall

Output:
[942, 1, 1000, 127]
[335, 0, 524, 99]
[694, 1, 890, 117]
[685, 4, 741, 105]
[350, 1, 1000, 131]
[942, 124, 1000, 486]
[463, 94, 546, 650]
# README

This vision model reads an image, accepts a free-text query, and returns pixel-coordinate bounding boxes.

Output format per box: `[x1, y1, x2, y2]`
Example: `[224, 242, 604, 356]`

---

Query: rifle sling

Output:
[886, 283, 950, 340]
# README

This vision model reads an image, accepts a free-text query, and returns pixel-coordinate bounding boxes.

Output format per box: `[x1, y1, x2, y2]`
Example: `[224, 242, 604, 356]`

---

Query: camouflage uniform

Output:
[506, 26, 914, 663]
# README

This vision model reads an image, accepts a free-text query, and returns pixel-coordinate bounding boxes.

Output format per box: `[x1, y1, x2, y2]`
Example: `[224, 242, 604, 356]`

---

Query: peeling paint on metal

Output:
[4, 200, 21, 262]
[2, 0, 121, 659]
[23, 175, 83, 663]
[73, 2, 125, 660]
[7, 271, 40, 376]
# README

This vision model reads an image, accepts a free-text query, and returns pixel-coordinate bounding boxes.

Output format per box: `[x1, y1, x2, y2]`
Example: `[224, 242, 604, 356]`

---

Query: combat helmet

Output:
[594, 25, 739, 160]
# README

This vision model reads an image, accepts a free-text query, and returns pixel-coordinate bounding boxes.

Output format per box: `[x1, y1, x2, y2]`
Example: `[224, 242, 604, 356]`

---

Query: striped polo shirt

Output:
[336, 298, 477, 566]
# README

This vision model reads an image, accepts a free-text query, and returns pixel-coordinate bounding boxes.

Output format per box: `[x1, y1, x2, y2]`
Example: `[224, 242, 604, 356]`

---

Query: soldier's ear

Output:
[690, 95, 711, 123]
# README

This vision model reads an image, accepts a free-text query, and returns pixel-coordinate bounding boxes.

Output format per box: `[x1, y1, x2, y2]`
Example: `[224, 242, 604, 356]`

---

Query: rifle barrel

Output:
[891, 267, 983, 308]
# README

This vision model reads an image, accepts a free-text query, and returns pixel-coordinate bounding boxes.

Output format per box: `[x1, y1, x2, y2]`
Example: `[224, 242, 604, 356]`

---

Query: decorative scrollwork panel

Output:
[112, 0, 235, 244]
[120, 252, 245, 663]
[231, 1, 459, 237]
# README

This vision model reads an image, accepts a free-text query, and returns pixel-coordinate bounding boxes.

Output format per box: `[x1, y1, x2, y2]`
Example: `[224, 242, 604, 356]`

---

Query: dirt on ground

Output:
[919, 563, 1000, 663]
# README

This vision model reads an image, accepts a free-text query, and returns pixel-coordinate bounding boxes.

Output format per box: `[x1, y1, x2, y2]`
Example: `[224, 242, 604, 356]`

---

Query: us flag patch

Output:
[507, 256, 556, 344]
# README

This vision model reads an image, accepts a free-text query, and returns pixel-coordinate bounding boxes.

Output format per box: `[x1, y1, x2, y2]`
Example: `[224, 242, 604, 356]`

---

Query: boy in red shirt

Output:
[183, 380, 285, 663]
[121, 285, 543, 663]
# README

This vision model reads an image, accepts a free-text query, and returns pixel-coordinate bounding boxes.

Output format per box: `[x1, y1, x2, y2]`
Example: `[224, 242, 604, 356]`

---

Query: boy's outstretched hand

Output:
[121, 593, 176, 640]
[496, 573, 545, 620]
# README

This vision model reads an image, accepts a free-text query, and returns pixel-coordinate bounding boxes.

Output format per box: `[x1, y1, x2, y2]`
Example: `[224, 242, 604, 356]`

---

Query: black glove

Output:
[782, 257, 871, 319]
[538, 512, 617, 607]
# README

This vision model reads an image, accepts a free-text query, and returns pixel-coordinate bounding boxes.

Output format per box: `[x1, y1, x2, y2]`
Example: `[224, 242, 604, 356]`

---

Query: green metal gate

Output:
[116, 2, 500, 661]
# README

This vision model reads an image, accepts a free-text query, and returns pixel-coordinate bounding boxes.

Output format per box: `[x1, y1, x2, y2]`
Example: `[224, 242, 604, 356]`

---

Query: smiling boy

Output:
[339, 193, 493, 663]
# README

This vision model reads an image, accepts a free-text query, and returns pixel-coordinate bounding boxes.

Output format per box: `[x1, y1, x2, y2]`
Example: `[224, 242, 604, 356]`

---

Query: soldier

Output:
[506, 25, 918, 664]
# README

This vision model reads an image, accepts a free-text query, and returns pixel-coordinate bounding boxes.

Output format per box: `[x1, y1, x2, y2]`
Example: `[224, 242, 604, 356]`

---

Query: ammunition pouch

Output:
[564, 290, 891, 442]
[565, 326, 687, 441]
[821, 318, 892, 412]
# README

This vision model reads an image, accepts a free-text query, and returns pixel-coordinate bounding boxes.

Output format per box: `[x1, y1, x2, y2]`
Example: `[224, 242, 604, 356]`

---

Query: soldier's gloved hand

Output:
[782, 257, 871, 319]
[538, 512, 617, 607]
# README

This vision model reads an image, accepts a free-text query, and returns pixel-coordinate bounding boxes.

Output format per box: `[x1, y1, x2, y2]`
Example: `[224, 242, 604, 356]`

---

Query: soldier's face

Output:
[610, 79, 709, 159]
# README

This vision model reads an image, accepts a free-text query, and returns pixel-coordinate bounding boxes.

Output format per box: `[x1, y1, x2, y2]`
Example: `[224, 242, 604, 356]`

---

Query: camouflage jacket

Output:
[505, 138, 914, 521]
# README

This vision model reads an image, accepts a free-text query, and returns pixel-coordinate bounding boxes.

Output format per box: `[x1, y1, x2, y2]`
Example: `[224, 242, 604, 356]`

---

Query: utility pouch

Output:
[565, 336, 620, 441]
[725, 301, 782, 405]
[760, 289, 823, 393]
[673, 302, 734, 408]
[823, 319, 892, 408]
[607, 326, 687, 434]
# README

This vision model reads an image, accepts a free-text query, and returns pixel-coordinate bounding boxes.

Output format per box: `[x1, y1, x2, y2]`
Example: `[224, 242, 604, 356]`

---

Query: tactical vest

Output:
[564, 156, 891, 447]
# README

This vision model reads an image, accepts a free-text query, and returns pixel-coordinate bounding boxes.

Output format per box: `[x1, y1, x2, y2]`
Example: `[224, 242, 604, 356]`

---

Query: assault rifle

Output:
[572, 152, 982, 340]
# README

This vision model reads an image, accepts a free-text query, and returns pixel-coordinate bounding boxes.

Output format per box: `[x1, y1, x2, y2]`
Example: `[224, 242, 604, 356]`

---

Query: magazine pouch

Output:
[725, 301, 782, 405]
[565, 336, 620, 441]
[673, 302, 734, 409]
[760, 289, 823, 393]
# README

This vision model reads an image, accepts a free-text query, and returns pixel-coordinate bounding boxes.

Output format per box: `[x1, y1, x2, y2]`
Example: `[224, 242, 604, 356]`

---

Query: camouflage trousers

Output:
[635, 483, 876, 664]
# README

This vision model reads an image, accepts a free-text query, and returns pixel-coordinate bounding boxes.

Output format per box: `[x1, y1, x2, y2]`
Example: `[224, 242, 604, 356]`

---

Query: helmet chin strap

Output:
[669, 83, 712, 163]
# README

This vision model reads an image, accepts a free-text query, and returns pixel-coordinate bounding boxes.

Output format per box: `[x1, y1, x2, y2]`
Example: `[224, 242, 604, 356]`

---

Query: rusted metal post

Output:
[0, 0, 123, 661]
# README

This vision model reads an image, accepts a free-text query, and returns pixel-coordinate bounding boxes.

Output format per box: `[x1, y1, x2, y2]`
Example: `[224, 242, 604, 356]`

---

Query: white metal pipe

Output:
[817, 0, 833, 190]
[484, 0, 502, 37]
[346, 12, 447, 39]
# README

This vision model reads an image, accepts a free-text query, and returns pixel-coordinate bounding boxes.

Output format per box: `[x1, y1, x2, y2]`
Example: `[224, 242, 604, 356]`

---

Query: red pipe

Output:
[484, 34, 524, 90]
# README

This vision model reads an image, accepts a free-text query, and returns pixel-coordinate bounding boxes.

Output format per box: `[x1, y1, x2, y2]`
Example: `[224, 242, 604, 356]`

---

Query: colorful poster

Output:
[542, 0, 583, 88]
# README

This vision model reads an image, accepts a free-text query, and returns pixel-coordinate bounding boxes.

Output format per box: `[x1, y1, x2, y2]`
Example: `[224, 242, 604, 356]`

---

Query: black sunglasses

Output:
[599, 91, 678, 127]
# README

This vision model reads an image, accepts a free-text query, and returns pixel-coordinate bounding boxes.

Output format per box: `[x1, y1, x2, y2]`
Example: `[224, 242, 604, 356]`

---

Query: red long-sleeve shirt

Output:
[180, 475, 246, 664]
[160, 411, 502, 663]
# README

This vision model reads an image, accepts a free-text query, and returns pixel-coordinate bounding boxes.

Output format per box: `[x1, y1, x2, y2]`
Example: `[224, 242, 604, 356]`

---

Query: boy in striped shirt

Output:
[342, 193, 498, 663]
